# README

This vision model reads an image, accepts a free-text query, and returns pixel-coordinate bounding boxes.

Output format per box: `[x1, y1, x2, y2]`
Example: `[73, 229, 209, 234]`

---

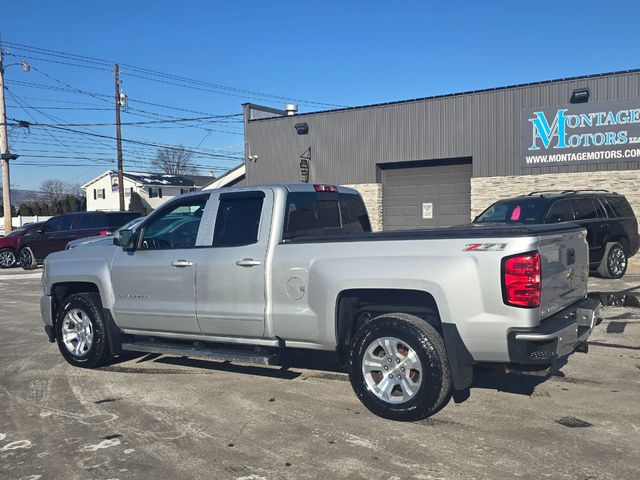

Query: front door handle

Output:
[171, 259, 193, 268]
[235, 258, 261, 267]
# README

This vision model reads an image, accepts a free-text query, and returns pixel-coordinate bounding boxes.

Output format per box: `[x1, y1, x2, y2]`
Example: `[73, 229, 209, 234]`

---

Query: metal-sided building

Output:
[241, 69, 640, 232]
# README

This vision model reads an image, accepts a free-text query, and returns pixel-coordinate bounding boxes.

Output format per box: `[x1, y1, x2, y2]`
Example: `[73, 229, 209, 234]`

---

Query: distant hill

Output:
[0, 187, 50, 206]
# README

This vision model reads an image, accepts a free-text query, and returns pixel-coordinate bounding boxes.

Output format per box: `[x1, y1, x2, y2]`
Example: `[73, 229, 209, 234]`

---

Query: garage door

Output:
[382, 161, 472, 230]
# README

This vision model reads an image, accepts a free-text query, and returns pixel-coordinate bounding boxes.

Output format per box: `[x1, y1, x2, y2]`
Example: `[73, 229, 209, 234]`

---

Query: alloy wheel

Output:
[608, 246, 627, 278]
[0, 250, 16, 268]
[61, 308, 94, 357]
[361, 336, 423, 404]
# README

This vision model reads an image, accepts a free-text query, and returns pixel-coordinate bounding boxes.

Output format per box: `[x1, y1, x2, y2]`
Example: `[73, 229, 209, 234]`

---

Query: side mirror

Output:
[114, 229, 135, 250]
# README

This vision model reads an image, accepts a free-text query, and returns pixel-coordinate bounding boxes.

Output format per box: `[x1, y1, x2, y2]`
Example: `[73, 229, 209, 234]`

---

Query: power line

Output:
[8, 121, 244, 160]
[10, 113, 242, 127]
[2, 40, 346, 108]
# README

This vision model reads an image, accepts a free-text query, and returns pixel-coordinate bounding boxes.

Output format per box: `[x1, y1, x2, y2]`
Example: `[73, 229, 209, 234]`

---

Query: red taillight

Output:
[502, 251, 541, 308]
[98, 230, 110, 236]
[314, 184, 338, 193]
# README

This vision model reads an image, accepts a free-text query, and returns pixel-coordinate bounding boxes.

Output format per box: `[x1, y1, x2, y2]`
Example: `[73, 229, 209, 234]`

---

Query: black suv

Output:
[18, 211, 140, 269]
[474, 190, 639, 279]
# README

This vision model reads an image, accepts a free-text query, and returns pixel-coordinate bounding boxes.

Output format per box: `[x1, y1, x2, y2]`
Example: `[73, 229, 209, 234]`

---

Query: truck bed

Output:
[282, 222, 585, 243]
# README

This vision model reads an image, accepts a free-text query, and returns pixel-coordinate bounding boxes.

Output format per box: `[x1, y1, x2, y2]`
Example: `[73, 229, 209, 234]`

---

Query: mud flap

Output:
[103, 309, 124, 355]
[441, 323, 474, 390]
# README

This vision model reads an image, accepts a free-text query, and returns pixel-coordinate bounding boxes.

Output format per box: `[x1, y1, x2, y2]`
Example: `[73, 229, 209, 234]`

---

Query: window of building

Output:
[180, 188, 196, 194]
[149, 187, 163, 198]
[212, 193, 264, 247]
[140, 196, 208, 249]
[94, 188, 105, 200]
[124, 187, 134, 197]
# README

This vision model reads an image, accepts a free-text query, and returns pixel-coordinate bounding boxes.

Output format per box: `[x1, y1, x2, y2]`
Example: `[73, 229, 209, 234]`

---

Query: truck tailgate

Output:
[538, 227, 588, 319]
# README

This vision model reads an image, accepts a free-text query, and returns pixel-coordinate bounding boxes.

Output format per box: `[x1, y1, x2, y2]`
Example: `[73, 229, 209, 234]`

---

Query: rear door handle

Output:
[171, 259, 193, 268]
[235, 258, 261, 267]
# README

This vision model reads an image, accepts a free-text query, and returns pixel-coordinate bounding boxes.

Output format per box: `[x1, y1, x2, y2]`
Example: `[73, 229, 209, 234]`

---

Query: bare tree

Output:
[152, 145, 198, 175]
[40, 179, 66, 203]
[65, 182, 85, 197]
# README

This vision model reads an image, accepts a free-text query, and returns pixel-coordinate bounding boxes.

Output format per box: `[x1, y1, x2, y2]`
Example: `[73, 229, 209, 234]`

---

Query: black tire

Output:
[55, 293, 111, 368]
[19, 247, 37, 270]
[597, 242, 627, 279]
[348, 312, 452, 421]
[0, 248, 17, 268]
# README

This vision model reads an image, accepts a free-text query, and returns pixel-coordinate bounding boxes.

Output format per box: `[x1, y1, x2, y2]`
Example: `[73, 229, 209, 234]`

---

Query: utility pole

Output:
[114, 63, 125, 211]
[0, 46, 13, 235]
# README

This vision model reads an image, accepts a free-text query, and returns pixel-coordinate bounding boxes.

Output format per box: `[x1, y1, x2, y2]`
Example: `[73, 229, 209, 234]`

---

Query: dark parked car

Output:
[0, 222, 44, 269]
[18, 211, 140, 270]
[474, 190, 639, 279]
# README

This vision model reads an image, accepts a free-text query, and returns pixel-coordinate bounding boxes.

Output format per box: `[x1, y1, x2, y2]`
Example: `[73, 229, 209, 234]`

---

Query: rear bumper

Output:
[507, 297, 601, 365]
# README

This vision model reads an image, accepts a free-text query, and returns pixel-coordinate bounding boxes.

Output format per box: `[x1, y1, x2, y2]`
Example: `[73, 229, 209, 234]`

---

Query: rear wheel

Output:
[0, 248, 17, 268]
[598, 242, 627, 279]
[55, 293, 111, 368]
[348, 312, 452, 421]
[19, 247, 37, 270]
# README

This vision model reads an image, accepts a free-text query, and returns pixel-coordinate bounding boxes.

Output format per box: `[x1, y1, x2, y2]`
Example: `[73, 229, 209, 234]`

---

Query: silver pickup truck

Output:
[40, 184, 600, 421]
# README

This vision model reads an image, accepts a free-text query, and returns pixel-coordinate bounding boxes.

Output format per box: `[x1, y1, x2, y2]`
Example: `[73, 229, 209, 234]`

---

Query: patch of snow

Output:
[1, 440, 33, 451]
[78, 438, 121, 452]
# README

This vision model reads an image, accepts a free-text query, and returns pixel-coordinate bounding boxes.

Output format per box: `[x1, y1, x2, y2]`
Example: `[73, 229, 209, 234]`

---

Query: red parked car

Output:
[0, 222, 44, 269]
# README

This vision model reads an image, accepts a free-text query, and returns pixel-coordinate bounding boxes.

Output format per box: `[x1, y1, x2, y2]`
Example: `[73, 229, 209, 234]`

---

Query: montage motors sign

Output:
[521, 98, 640, 167]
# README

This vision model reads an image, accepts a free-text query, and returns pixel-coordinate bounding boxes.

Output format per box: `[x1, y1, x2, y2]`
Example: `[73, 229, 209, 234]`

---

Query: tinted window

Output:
[545, 200, 574, 223]
[475, 199, 547, 224]
[571, 198, 598, 220]
[106, 212, 140, 228]
[59, 216, 74, 231]
[141, 197, 207, 249]
[283, 192, 371, 239]
[44, 217, 62, 232]
[603, 196, 634, 218]
[593, 198, 608, 218]
[213, 194, 264, 247]
[72, 213, 104, 230]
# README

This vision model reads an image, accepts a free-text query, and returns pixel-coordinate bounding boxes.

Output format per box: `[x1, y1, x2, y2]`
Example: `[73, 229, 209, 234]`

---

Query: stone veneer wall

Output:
[343, 183, 383, 231]
[471, 170, 640, 272]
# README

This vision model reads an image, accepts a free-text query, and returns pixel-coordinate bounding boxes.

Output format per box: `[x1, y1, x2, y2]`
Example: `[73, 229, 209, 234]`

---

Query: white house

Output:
[82, 170, 215, 211]
[203, 163, 246, 190]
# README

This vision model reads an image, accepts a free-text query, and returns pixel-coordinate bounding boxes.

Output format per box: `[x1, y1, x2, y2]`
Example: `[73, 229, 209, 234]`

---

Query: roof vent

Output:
[285, 104, 298, 116]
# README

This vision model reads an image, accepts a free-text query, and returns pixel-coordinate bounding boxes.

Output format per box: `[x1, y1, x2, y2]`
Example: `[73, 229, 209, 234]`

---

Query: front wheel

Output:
[598, 242, 628, 279]
[55, 293, 111, 368]
[348, 312, 452, 421]
[0, 248, 17, 268]
[19, 247, 37, 270]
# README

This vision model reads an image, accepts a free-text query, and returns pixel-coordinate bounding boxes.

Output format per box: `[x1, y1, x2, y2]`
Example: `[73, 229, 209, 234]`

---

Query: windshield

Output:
[475, 199, 547, 224]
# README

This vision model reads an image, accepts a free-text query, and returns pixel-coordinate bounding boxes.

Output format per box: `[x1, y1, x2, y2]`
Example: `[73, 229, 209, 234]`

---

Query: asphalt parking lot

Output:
[1, 269, 639, 480]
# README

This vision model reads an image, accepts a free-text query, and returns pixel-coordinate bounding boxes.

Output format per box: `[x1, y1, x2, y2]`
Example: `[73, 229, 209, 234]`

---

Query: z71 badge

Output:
[463, 243, 507, 252]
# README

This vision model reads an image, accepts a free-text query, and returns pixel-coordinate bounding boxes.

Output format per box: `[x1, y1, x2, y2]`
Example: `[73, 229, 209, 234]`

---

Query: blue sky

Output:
[2, 0, 639, 190]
